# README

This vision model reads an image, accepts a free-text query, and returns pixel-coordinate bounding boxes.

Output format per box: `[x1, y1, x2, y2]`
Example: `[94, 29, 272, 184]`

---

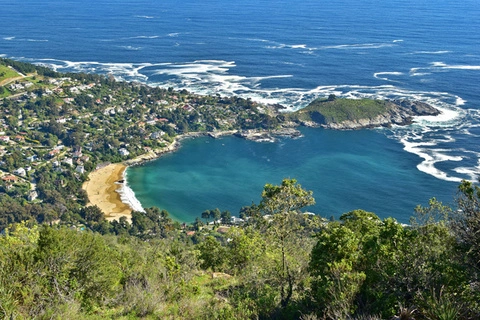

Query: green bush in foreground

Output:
[1, 180, 480, 319]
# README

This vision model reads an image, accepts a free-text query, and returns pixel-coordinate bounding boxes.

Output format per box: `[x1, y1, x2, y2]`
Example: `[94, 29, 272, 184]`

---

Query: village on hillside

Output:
[0, 58, 289, 228]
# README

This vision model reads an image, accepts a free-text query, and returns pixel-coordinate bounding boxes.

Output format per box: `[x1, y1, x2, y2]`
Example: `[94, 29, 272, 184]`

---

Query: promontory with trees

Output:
[1, 58, 479, 319]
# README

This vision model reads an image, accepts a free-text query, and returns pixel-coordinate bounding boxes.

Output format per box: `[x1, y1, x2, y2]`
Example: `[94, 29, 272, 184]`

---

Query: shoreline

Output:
[82, 163, 132, 222]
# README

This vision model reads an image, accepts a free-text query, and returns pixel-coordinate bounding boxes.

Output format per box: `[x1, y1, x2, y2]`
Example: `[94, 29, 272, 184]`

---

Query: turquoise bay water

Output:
[127, 127, 457, 223]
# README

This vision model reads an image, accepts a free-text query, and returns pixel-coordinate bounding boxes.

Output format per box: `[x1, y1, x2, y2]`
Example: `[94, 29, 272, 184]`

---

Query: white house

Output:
[14, 168, 26, 177]
[28, 191, 38, 201]
[119, 148, 130, 156]
[63, 157, 73, 166]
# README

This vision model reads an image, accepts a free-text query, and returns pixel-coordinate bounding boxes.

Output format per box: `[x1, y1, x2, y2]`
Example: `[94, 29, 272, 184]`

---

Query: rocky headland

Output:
[289, 97, 440, 130]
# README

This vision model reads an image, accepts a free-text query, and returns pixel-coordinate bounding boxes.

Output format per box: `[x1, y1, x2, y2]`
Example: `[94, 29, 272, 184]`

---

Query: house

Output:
[14, 168, 26, 177]
[48, 149, 60, 158]
[118, 148, 130, 156]
[9, 83, 23, 91]
[0, 136, 10, 142]
[2, 175, 18, 183]
[182, 104, 194, 112]
[28, 191, 38, 201]
[230, 216, 245, 225]
[75, 165, 85, 174]
[63, 157, 73, 166]
[73, 148, 83, 158]
[150, 131, 165, 139]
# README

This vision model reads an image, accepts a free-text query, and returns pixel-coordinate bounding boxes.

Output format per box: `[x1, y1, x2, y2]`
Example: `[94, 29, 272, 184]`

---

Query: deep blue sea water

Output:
[2, 0, 480, 222]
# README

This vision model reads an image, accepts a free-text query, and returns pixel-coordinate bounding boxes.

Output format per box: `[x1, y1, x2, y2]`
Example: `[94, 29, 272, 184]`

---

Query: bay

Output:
[127, 127, 457, 223]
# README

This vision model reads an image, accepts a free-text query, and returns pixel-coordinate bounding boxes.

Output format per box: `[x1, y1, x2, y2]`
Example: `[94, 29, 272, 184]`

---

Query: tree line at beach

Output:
[1, 178, 480, 319]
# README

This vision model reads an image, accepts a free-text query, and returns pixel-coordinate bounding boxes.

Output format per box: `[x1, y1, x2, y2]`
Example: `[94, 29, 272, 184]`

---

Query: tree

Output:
[193, 217, 204, 231]
[309, 208, 467, 319]
[221, 210, 231, 225]
[258, 178, 315, 309]
[210, 208, 221, 225]
[198, 236, 226, 271]
[201, 210, 210, 225]
[454, 180, 480, 272]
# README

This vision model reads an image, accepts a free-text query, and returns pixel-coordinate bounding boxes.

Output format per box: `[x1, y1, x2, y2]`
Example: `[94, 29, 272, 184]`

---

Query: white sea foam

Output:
[414, 106, 461, 124]
[456, 97, 466, 106]
[116, 170, 145, 213]
[411, 51, 451, 55]
[134, 15, 154, 19]
[290, 44, 307, 49]
[129, 35, 159, 39]
[3, 36, 15, 41]
[432, 61, 480, 70]
[321, 42, 396, 50]
[373, 72, 404, 82]
[119, 45, 142, 51]
[26, 39, 48, 42]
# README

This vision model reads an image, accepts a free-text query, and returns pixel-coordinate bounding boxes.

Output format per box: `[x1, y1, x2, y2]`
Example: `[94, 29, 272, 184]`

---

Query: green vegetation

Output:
[1, 179, 480, 319]
[291, 96, 391, 124]
[2, 58, 478, 319]
[0, 64, 20, 82]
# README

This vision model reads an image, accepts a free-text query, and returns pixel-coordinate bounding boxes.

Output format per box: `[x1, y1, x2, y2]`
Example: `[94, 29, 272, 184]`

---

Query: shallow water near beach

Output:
[2, 0, 479, 222]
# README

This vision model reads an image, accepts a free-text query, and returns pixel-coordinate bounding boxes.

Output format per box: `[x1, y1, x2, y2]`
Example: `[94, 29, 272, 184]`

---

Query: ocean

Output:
[1, 0, 479, 222]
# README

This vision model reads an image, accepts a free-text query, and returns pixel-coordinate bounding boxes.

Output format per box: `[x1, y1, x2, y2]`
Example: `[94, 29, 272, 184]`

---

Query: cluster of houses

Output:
[9, 81, 34, 91]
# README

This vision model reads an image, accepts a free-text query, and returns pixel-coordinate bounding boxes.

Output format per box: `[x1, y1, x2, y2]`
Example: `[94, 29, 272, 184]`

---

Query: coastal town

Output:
[0, 58, 303, 229]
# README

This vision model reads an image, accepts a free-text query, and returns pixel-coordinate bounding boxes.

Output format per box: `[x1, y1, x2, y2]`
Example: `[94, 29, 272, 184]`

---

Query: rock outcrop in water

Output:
[290, 98, 440, 130]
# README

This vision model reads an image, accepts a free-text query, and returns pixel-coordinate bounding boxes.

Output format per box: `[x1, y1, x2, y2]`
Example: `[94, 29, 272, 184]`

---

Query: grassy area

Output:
[291, 97, 391, 124]
[0, 64, 20, 82]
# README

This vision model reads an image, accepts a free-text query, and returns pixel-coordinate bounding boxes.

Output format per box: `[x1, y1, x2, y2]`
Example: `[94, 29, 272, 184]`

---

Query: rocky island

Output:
[288, 95, 440, 130]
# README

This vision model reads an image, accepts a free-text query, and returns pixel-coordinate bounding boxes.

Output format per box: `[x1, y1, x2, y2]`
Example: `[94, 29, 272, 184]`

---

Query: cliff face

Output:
[293, 99, 440, 130]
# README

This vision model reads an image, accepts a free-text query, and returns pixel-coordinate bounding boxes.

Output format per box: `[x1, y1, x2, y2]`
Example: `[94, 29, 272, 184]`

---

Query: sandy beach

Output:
[82, 163, 132, 222]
